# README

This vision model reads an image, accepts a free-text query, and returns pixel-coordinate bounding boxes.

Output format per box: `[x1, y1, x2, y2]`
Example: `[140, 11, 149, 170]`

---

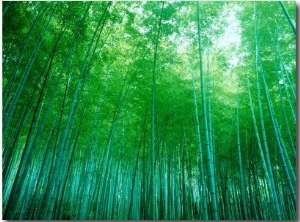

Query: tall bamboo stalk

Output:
[196, 1, 218, 219]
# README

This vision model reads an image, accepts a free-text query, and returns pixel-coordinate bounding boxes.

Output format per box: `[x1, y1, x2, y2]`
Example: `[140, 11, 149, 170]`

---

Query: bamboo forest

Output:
[2, 1, 296, 220]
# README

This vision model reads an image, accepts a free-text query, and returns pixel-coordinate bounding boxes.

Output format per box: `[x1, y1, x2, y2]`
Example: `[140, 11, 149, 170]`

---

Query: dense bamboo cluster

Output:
[2, 1, 296, 220]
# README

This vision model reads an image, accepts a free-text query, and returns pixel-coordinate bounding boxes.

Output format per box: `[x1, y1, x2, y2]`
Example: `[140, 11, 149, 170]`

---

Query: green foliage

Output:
[2, 1, 295, 220]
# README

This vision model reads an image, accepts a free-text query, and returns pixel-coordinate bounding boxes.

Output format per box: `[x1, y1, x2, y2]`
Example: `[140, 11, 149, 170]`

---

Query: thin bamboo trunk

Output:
[279, 1, 296, 34]
[236, 87, 249, 220]
[196, 1, 218, 219]
[150, 2, 164, 219]
[191, 69, 208, 219]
